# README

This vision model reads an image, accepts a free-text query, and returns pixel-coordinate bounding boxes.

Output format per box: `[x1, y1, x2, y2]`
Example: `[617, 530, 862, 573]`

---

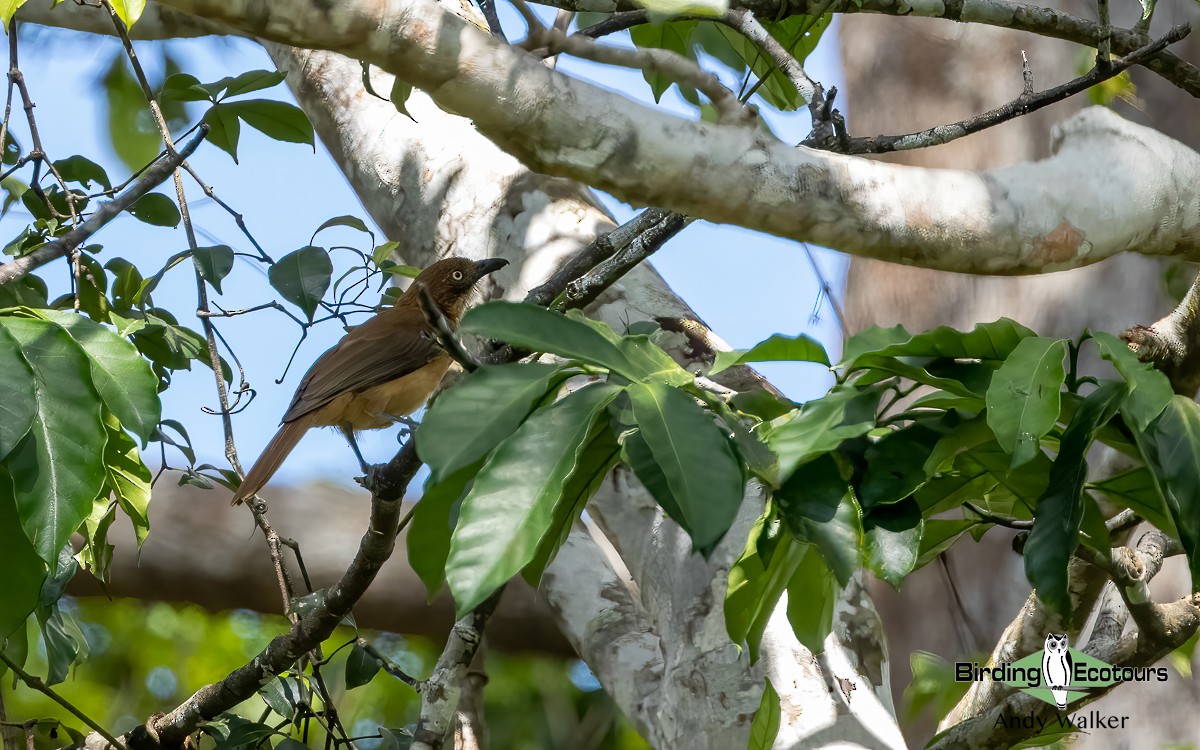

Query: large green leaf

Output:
[786, 544, 839, 653]
[0, 322, 35, 460]
[0, 473, 45, 642]
[447, 383, 621, 614]
[626, 380, 744, 555]
[858, 424, 941, 510]
[1093, 331, 1173, 431]
[269, 246, 332, 322]
[725, 507, 805, 660]
[773, 454, 862, 585]
[418, 363, 570, 482]
[523, 423, 620, 585]
[915, 518, 976, 568]
[766, 386, 880, 481]
[0, 317, 108, 566]
[221, 70, 288, 99]
[986, 337, 1067, 467]
[127, 193, 181, 227]
[1088, 467, 1175, 536]
[841, 318, 1035, 371]
[202, 104, 242, 162]
[1024, 381, 1125, 622]
[461, 302, 638, 378]
[711, 332, 830, 374]
[706, 14, 831, 110]
[863, 497, 924, 589]
[222, 99, 315, 147]
[408, 462, 479, 600]
[1135, 396, 1200, 587]
[30, 310, 160, 443]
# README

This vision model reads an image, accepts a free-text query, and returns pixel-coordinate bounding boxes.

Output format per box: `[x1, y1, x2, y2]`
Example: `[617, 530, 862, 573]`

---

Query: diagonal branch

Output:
[0, 128, 206, 285]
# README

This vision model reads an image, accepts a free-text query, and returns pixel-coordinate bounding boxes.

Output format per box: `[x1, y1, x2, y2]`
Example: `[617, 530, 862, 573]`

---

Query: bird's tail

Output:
[231, 417, 313, 505]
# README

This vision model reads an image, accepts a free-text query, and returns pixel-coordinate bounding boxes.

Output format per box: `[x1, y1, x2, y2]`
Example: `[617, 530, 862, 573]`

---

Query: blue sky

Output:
[9, 13, 847, 490]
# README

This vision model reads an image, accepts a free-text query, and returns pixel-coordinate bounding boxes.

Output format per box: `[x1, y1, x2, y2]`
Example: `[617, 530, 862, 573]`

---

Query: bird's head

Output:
[403, 256, 509, 319]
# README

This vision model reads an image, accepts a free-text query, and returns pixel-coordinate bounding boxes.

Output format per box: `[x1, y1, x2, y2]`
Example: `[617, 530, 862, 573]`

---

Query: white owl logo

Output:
[1042, 633, 1072, 709]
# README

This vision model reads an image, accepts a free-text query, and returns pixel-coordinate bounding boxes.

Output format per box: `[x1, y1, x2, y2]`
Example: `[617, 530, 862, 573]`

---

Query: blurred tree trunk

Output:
[840, 4, 1200, 746]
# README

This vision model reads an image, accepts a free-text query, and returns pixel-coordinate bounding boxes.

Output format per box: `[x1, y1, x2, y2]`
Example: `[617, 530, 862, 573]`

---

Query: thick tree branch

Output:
[1123, 269, 1200, 396]
[123, 0, 1200, 275]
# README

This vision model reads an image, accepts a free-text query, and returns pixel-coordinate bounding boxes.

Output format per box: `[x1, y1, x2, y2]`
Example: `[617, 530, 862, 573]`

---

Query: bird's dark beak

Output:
[473, 257, 509, 279]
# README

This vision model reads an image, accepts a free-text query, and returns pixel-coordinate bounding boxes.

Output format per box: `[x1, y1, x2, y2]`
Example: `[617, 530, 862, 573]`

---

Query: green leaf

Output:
[711, 332, 830, 374]
[766, 385, 881, 482]
[863, 497, 924, 589]
[159, 73, 212, 102]
[630, 22, 698, 102]
[269, 246, 332, 322]
[128, 192, 181, 227]
[372, 241, 400, 266]
[915, 518, 976, 568]
[109, 0, 145, 27]
[774, 454, 862, 585]
[0, 317, 108, 567]
[419, 363, 570, 482]
[408, 462, 478, 599]
[52, 155, 111, 190]
[524, 422, 620, 584]
[447, 383, 622, 615]
[0, 478, 45, 642]
[202, 104, 242, 162]
[707, 14, 831, 110]
[746, 679, 781, 750]
[36, 600, 88, 686]
[858, 424, 941, 510]
[1024, 381, 1126, 622]
[986, 337, 1067, 467]
[260, 678, 299, 720]
[102, 413, 151, 548]
[1134, 396, 1200, 588]
[221, 69, 288, 99]
[841, 318, 1035, 370]
[345, 643, 380, 689]
[390, 77, 414, 120]
[626, 380, 744, 555]
[786, 544, 839, 653]
[28, 309, 161, 443]
[1088, 467, 1175, 536]
[382, 264, 422, 279]
[0, 0, 29, 29]
[725, 507, 804, 660]
[1093, 330, 1173, 431]
[311, 215, 371, 243]
[223, 99, 315, 148]
[460, 302, 645, 382]
[0, 322, 36, 460]
[192, 245, 235, 294]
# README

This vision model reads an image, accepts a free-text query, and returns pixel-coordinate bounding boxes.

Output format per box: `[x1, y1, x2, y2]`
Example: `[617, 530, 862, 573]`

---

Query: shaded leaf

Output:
[312, 215, 371, 243]
[630, 21, 698, 102]
[786, 544, 838, 653]
[221, 69, 288, 99]
[53, 155, 110, 190]
[345, 643, 380, 689]
[269, 246, 332, 321]
[0, 475, 45, 642]
[1093, 330, 1173, 431]
[915, 518, 976, 568]
[224, 99, 315, 147]
[774, 453, 862, 585]
[202, 104, 242, 162]
[447, 383, 621, 614]
[858, 424, 941, 510]
[0, 322, 36, 460]
[725, 507, 804, 660]
[1024, 381, 1125, 622]
[747, 679, 781, 750]
[193, 245, 235, 294]
[1088, 467, 1175, 536]
[863, 497, 924, 588]
[1134, 396, 1200, 588]
[128, 193, 181, 227]
[626, 380, 744, 554]
[408, 462, 478, 599]
[766, 385, 880, 482]
[986, 337, 1067, 467]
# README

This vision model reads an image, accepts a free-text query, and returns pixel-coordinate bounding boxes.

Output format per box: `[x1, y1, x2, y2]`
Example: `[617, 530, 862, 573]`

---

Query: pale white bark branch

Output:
[132, 0, 1200, 275]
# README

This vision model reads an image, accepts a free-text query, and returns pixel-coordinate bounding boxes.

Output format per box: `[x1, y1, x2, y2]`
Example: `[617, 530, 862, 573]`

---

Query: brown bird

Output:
[231, 256, 509, 505]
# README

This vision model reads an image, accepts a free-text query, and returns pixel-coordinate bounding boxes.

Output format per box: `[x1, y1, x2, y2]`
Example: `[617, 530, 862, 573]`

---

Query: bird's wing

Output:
[282, 307, 442, 422]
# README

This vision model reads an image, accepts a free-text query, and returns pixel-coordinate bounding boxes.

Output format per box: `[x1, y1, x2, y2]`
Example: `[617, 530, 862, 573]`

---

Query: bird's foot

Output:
[355, 463, 385, 492]
[372, 412, 420, 442]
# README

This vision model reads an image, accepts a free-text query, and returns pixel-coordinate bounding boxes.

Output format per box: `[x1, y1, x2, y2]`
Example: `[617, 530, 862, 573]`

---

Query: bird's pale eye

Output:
[452, 270, 464, 281]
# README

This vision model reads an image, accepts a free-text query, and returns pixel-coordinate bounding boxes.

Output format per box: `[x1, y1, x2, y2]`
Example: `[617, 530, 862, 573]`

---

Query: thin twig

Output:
[828, 24, 1189, 154]
[720, 8, 818, 104]
[0, 654, 127, 750]
[354, 638, 422, 689]
[519, 9, 752, 125]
